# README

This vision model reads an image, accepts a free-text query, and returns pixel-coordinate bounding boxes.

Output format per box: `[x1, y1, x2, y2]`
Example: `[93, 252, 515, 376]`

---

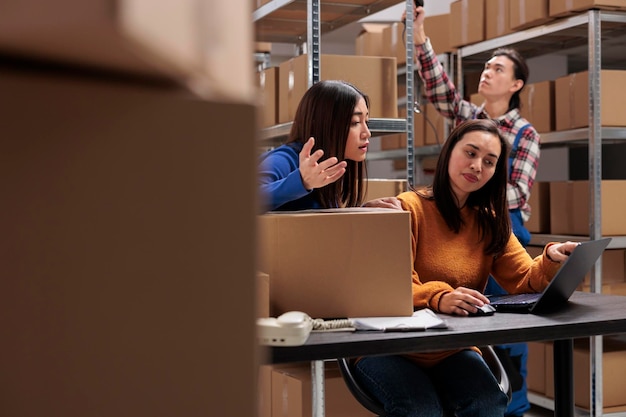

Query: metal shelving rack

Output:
[253, 3, 416, 413]
[456, 10, 626, 417]
[367, 52, 453, 186]
[254, 0, 418, 185]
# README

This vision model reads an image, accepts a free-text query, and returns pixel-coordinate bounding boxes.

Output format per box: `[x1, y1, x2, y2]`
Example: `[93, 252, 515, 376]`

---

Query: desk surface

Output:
[266, 292, 626, 364]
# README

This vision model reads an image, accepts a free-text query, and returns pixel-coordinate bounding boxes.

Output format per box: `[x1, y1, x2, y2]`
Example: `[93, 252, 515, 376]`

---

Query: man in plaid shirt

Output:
[408, 11, 540, 247]
[406, 4, 541, 417]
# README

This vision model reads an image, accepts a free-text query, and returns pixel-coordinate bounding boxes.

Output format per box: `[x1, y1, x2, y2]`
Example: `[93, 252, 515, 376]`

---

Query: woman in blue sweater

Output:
[259, 80, 371, 211]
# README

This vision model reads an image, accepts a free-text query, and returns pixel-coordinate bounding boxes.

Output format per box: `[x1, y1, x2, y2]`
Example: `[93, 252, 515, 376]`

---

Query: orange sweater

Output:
[398, 190, 561, 367]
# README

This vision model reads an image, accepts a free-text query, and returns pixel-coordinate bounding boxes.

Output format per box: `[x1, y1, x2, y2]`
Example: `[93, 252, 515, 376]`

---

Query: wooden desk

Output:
[264, 292, 626, 417]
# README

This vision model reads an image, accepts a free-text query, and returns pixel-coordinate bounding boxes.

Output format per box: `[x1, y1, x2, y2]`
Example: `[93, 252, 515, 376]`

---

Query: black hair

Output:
[287, 80, 370, 208]
[490, 47, 529, 112]
[427, 119, 511, 256]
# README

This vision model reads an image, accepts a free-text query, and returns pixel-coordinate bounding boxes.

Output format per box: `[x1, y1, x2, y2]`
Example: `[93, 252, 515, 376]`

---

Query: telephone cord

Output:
[311, 318, 354, 331]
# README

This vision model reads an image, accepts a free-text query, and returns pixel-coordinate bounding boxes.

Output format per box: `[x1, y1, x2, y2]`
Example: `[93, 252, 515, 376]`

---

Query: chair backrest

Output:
[336, 357, 388, 416]
[479, 345, 512, 403]
[337, 346, 512, 417]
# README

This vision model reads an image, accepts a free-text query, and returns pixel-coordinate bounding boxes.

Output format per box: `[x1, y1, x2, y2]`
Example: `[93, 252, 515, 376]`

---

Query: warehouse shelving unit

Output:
[254, 0, 419, 185]
[456, 9, 626, 417]
[367, 52, 454, 185]
[254, 2, 626, 415]
[253, 2, 418, 414]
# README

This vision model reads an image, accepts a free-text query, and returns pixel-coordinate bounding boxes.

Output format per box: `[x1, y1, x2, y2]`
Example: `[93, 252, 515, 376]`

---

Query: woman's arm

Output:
[258, 146, 310, 211]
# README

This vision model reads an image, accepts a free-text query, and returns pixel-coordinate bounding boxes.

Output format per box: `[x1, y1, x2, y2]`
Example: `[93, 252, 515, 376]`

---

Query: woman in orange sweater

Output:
[358, 119, 578, 417]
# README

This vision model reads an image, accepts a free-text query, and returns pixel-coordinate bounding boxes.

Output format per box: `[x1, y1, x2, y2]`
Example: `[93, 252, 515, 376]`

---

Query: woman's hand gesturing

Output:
[299, 137, 347, 190]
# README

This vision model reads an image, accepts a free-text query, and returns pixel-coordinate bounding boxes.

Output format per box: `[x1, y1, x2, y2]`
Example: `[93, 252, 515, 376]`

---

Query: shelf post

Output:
[588, 10, 603, 417]
[405, 0, 415, 186]
[307, 0, 321, 87]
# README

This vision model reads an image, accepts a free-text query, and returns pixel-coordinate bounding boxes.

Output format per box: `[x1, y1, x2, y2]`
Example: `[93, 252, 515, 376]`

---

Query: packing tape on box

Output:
[391, 23, 399, 50]
[527, 84, 536, 120]
[569, 73, 576, 130]
[460, 0, 468, 46]
[497, 0, 506, 35]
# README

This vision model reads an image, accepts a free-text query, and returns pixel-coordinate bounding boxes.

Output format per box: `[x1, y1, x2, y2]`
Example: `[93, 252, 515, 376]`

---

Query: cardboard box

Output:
[526, 181, 551, 234]
[424, 102, 448, 146]
[258, 272, 271, 318]
[550, 0, 626, 17]
[380, 133, 402, 151]
[382, 22, 407, 66]
[555, 70, 626, 131]
[486, 0, 512, 40]
[549, 180, 626, 236]
[425, 13, 454, 54]
[520, 80, 554, 134]
[381, 14, 451, 64]
[573, 336, 626, 411]
[601, 282, 626, 296]
[256, 66, 279, 128]
[278, 54, 398, 123]
[0, 0, 254, 100]
[581, 249, 626, 286]
[257, 209, 413, 318]
[0, 69, 258, 416]
[259, 365, 273, 417]
[548, 180, 626, 235]
[271, 362, 376, 417]
[450, 0, 486, 48]
[526, 341, 547, 395]
[364, 179, 409, 202]
[385, 106, 426, 152]
[355, 23, 389, 57]
[509, 0, 551, 31]
[256, 42, 273, 53]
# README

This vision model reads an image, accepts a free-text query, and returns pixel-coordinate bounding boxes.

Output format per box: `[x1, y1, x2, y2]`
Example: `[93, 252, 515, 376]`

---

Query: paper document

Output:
[350, 309, 447, 332]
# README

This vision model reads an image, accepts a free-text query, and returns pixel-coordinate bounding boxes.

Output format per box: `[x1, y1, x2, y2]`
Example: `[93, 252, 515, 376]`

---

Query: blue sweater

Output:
[258, 142, 321, 211]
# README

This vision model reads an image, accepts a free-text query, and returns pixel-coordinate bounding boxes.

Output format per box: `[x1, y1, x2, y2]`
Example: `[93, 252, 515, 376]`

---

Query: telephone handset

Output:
[257, 312, 355, 346]
[257, 311, 313, 346]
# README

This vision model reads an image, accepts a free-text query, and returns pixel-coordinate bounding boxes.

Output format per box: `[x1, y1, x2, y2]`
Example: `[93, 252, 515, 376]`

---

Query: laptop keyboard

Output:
[489, 293, 540, 305]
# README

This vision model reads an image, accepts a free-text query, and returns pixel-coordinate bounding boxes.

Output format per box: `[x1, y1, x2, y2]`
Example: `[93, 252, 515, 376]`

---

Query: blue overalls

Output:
[485, 123, 531, 417]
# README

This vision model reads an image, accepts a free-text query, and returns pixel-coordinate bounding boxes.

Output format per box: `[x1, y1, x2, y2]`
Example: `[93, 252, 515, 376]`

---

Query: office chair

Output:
[337, 345, 512, 417]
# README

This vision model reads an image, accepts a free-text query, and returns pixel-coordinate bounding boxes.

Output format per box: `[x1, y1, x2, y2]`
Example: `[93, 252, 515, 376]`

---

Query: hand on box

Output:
[363, 197, 403, 210]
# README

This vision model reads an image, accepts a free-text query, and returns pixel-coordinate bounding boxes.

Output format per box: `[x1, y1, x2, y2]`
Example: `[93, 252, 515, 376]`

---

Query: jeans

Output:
[354, 349, 508, 417]
[485, 277, 530, 417]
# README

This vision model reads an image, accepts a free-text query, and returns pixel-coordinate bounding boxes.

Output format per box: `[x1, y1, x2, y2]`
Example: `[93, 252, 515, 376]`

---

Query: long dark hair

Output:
[490, 47, 529, 112]
[429, 119, 511, 256]
[287, 80, 369, 208]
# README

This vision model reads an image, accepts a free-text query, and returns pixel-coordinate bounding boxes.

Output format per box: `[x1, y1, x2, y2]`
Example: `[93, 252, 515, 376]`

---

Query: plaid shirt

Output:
[415, 39, 540, 221]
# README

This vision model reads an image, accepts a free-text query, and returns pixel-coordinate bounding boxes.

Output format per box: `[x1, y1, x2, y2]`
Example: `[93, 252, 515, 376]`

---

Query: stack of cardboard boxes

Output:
[527, 336, 626, 413]
[1, 1, 259, 416]
[253, 0, 626, 414]
[256, 180, 412, 417]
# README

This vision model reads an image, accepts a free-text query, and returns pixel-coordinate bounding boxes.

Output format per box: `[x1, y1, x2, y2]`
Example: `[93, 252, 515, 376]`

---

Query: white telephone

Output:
[257, 311, 313, 346]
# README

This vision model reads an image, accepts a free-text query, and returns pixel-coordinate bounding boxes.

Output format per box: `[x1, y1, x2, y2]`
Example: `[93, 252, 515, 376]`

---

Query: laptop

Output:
[488, 238, 612, 314]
